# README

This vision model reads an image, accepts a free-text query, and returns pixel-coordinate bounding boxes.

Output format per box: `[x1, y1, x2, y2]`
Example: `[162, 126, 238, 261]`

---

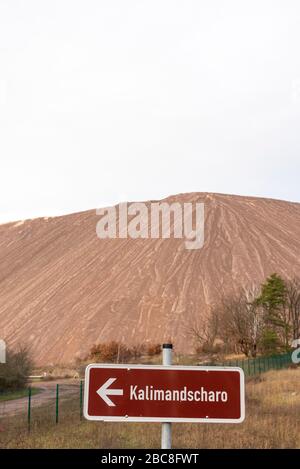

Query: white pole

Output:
[161, 343, 172, 449]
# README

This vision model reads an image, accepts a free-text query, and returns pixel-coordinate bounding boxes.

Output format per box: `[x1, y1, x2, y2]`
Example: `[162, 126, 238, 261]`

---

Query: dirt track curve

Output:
[0, 380, 80, 417]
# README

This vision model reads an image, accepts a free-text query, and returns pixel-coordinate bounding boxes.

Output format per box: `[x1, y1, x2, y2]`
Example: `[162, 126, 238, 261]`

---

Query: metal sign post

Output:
[161, 343, 172, 449]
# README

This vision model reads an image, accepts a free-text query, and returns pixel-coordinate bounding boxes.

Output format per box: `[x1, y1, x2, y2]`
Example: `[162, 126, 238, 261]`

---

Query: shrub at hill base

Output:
[0, 345, 33, 391]
[88, 341, 161, 363]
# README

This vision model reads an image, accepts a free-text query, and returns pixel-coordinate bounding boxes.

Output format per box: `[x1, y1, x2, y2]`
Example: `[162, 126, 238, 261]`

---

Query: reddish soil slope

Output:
[0, 193, 299, 364]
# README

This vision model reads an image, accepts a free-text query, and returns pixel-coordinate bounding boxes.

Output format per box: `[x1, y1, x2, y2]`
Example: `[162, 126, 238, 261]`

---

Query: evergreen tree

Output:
[257, 273, 286, 310]
[257, 273, 290, 350]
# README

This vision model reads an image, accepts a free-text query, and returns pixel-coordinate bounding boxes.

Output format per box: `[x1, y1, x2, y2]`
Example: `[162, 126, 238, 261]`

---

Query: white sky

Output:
[0, 0, 300, 223]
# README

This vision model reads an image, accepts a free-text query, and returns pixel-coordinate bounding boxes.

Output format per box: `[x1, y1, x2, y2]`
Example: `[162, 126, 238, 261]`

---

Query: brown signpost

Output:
[84, 363, 245, 424]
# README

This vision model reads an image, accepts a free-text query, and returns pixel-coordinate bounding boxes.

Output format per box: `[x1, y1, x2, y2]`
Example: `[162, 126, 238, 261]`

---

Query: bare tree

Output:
[218, 288, 264, 358]
[285, 278, 300, 342]
[190, 276, 300, 359]
[188, 308, 220, 353]
[0, 344, 33, 390]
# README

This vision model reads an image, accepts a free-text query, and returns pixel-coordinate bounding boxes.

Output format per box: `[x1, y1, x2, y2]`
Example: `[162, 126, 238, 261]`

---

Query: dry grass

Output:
[0, 368, 299, 449]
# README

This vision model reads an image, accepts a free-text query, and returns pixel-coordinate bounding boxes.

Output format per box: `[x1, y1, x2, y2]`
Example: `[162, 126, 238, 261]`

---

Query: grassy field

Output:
[0, 387, 40, 403]
[0, 368, 300, 448]
[0, 368, 299, 449]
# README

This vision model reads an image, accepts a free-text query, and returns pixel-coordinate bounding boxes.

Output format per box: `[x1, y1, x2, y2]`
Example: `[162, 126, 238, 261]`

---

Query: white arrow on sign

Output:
[97, 378, 124, 407]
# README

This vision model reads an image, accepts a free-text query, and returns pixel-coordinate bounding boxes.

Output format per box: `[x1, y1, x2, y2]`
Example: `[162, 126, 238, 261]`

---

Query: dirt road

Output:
[0, 380, 80, 417]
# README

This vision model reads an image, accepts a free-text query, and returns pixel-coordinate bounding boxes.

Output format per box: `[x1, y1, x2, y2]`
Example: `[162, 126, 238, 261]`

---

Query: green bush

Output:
[260, 329, 281, 356]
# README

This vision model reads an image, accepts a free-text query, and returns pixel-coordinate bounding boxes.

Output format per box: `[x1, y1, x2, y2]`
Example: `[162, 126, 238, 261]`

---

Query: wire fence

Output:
[0, 352, 295, 432]
[0, 381, 82, 432]
[210, 352, 293, 376]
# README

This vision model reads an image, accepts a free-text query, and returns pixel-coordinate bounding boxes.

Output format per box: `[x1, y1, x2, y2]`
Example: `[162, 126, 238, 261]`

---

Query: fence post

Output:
[80, 380, 83, 420]
[27, 386, 32, 432]
[56, 384, 59, 424]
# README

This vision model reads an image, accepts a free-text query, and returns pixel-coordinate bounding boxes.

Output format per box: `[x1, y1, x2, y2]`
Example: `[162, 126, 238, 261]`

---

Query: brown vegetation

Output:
[88, 341, 161, 363]
[0, 345, 33, 391]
